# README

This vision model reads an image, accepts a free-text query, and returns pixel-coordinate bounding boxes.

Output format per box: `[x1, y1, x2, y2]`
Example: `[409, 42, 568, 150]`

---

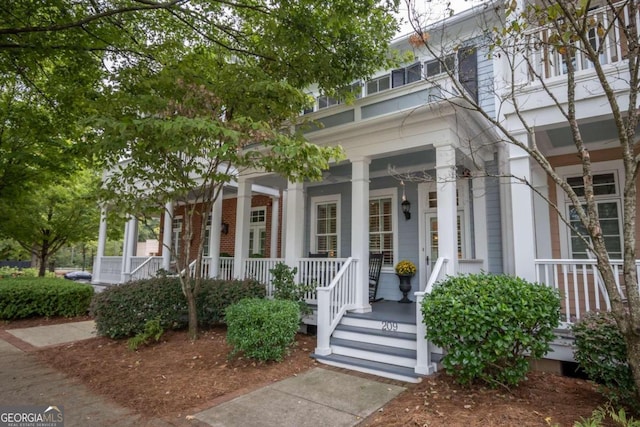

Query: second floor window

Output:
[425, 54, 455, 78]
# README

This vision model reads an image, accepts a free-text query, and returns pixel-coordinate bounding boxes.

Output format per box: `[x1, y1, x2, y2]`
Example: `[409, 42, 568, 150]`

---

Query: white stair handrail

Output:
[129, 256, 158, 281]
[315, 257, 358, 356]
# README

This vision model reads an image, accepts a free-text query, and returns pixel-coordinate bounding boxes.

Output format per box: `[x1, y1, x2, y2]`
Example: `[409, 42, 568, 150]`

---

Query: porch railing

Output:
[219, 257, 234, 280]
[535, 259, 640, 327]
[243, 258, 284, 297]
[415, 256, 449, 375]
[100, 256, 123, 284]
[527, 1, 637, 81]
[315, 257, 358, 356]
[458, 259, 484, 275]
[129, 256, 163, 281]
[297, 257, 347, 303]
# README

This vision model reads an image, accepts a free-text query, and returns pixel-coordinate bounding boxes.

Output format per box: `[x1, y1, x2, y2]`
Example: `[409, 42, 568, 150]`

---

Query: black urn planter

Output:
[396, 274, 414, 303]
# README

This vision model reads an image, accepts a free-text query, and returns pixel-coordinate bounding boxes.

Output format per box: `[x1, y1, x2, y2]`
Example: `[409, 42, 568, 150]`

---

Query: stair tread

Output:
[312, 353, 422, 379]
[344, 311, 416, 325]
[335, 324, 416, 340]
[330, 338, 416, 358]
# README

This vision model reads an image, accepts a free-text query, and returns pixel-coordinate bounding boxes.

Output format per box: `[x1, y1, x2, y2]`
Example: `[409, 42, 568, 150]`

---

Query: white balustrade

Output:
[129, 256, 163, 281]
[99, 256, 123, 284]
[315, 258, 358, 356]
[297, 258, 347, 303]
[457, 259, 484, 275]
[243, 258, 284, 297]
[535, 259, 640, 327]
[527, 1, 637, 81]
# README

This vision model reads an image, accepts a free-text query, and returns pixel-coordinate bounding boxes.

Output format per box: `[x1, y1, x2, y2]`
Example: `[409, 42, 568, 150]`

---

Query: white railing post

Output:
[315, 287, 332, 356]
[415, 257, 448, 375]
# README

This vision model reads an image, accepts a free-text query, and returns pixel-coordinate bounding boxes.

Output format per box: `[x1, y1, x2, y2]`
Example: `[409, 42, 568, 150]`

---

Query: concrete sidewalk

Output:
[0, 322, 406, 427]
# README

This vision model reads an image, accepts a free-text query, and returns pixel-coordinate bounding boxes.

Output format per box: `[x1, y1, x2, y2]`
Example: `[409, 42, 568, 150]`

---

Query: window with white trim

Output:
[171, 216, 183, 259]
[203, 214, 211, 257]
[369, 190, 396, 267]
[565, 172, 623, 259]
[311, 196, 340, 256]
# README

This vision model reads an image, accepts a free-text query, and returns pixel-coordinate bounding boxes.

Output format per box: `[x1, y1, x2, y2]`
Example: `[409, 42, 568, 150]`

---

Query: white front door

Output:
[424, 212, 465, 280]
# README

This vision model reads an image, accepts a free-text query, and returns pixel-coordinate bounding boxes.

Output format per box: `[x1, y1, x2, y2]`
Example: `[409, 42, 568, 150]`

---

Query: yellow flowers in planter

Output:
[395, 260, 416, 276]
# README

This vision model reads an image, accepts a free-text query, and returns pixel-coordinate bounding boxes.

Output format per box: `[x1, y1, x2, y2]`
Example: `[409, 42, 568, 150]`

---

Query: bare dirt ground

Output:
[2, 317, 607, 426]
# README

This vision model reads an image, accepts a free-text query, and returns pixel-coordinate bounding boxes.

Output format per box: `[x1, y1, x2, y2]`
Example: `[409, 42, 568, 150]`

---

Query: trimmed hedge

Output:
[226, 298, 300, 362]
[90, 277, 266, 338]
[422, 273, 560, 387]
[0, 277, 94, 319]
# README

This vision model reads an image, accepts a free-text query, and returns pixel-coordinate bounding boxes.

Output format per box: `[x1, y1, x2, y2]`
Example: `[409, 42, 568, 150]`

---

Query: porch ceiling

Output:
[534, 116, 640, 155]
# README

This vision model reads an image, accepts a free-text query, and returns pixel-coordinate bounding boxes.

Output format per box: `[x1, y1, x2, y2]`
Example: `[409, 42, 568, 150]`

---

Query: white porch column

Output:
[472, 175, 488, 270]
[92, 206, 108, 284]
[208, 196, 223, 278]
[270, 195, 280, 258]
[162, 202, 173, 271]
[508, 135, 536, 281]
[351, 157, 371, 313]
[121, 216, 137, 282]
[281, 190, 288, 259]
[284, 181, 305, 267]
[233, 177, 252, 278]
[435, 142, 458, 275]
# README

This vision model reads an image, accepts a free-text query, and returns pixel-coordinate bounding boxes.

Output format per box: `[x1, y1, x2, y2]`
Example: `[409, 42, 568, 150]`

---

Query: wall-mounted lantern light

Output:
[401, 199, 411, 220]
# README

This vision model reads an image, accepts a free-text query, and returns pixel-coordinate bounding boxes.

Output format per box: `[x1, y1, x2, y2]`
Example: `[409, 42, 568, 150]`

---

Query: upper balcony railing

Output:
[526, 1, 637, 81]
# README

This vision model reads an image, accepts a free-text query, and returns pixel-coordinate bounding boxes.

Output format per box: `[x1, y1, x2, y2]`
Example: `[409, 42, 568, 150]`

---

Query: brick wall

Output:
[158, 195, 283, 259]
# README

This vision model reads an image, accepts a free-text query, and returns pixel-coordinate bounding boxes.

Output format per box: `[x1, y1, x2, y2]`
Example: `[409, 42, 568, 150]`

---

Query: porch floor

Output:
[349, 300, 417, 325]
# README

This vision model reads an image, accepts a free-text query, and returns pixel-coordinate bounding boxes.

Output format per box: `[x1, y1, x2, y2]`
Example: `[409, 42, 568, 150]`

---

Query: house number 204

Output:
[381, 320, 398, 331]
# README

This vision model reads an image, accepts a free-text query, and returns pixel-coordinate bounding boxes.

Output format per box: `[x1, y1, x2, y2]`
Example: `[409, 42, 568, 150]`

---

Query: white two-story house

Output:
[92, 0, 640, 383]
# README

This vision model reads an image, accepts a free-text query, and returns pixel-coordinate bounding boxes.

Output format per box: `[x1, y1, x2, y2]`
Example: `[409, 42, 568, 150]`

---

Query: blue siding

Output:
[476, 40, 495, 119]
[485, 158, 503, 273]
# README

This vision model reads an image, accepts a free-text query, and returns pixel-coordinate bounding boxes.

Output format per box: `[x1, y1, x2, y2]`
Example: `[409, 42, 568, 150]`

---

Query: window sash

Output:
[566, 172, 622, 259]
[315, 201, 338, 254]
[369, 197, 394, 266]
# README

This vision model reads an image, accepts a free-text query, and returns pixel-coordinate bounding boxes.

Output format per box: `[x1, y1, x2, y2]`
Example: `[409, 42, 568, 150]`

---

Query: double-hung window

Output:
[565, 171, 623, 259]
[311, 196, 340, 256]
[369, 189, 397, 267]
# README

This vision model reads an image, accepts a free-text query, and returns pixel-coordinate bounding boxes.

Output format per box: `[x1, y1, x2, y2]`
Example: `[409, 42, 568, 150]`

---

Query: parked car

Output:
[63, 271, 92, 282]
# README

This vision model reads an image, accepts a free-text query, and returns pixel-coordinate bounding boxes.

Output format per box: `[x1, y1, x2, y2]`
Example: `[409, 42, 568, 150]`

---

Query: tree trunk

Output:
[185, 288, 198, 340]
[625, 331, 640, 402]
[38, 239, 50, 277]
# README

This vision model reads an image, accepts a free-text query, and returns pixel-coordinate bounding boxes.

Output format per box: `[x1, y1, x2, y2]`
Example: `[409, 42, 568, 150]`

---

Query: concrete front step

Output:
[330, 338, 417, 368]
[311, 353, 422, 383]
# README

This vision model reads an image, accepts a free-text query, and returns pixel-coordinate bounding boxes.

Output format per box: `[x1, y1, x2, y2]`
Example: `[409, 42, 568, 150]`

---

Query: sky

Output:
[394, 0, 477, 38]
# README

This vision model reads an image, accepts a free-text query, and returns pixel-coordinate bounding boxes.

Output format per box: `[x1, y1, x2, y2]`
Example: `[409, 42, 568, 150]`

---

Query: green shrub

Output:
[197, 279, 266, 327]
[226, 298, 300, 362]
[573, 311, 639, 412]
[0, 277, 94, 319]
[422, 273, 560, 387]
[127, 318, 165, 351]
[91, 277, 266, 338]
[0, 267, 52, 278]
[270, 262, 313, 315]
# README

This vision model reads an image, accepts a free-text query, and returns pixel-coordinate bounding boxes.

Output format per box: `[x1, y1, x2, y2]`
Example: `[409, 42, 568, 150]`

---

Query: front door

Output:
[424, 212, 464, 282]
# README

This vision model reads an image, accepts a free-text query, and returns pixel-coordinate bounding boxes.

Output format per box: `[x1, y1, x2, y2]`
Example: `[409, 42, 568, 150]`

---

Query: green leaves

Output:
[573, 312, 639, 412]
[225, 298, 300, 362]
[421, 274, 560, 388]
